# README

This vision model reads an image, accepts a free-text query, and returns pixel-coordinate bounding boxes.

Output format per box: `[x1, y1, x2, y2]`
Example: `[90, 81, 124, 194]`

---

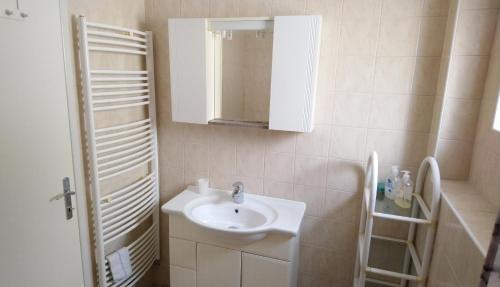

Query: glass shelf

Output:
[363, 236, 422, 285]
[365, 188, 432, 224]
[374, 196, 412, 217]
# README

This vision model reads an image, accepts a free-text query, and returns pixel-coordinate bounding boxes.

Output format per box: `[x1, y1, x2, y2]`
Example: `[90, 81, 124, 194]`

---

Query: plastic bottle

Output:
[395, 170, 413, 209]
[384, 166, 400, 200]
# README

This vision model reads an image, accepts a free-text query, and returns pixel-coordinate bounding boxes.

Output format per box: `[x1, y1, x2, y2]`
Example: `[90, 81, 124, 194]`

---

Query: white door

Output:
[0, 0, 85, 286]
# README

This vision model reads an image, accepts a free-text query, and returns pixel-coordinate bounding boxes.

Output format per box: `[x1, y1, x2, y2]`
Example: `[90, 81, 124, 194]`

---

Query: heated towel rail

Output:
[78, 16, 160, 287]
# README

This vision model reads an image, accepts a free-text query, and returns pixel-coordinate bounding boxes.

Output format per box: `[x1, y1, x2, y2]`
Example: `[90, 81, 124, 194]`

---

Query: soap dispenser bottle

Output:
[395, 170, 413, 209]
[384, 165, 400, 200]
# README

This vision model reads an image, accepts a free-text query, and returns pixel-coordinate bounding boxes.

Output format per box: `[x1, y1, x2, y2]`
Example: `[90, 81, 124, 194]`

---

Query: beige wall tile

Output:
[305, 0, 342, 18]
[332, 93, 371, 127]
[342, 0, 382, 19]
[209, 144, 237, 175]
[238, 0, 272, 16]
[368, 93, 412, 130]
[441, 98, 480, 141]
[460, 0, 500, 10]
[294, 184, 326, 217]
[418, 17, 448, 56]
[326, 158, 364, 192]
[330, 126, 368, 161]
[412, 57, 441, 96]
[264, 152, 295, 182]
[340, 18, 380, 56]
[322, 188, 361, 221]
[455, 9, 499, 55]
[263, 179, 294, 199]
[374, 57, 415, 93]
[436, 139, 473, 179]
[265, 131, 296, 154]
[382, 0, 422, 18]
[448, 56, 489, 99]
[271, 0, 306, 15]
[378, 17, 420, 56]
[295, 124, 331, 157]
[209, 0, 239, 17]
[236, 147, 265, 177]
[294, 156, 328, 187]
[335, 55, 376, 93]
[365, 129, 404, 165]
[180, 0, 209, 17]
[420, 0, 450, 16]
[406, 96, 435, 132]
[184, 143, 209, 174]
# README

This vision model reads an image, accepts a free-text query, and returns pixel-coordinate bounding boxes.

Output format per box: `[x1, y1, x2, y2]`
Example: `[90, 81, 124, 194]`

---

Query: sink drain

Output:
[228, 225, 239, 229]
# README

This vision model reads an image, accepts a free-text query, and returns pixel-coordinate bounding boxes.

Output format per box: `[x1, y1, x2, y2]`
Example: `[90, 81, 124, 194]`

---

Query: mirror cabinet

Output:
[168, 15, 321, 132]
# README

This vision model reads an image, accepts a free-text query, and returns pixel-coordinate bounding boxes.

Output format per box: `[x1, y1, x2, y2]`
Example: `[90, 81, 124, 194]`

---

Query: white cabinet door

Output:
[241, 253, 292, 287]
[197, 243, 241, 287]
[170, 237, 197, 269]
[170, 265, 196, 287]
[168, 18, 214, 124]
[269, 15, 322, 133]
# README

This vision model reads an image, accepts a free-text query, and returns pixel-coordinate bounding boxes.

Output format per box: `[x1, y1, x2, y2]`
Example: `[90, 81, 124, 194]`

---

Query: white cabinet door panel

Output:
[197, 243, 241, 287]
[242, 252, 292, 287]
[168, 18, 213, 124]
[170, 265, 196, 287]
[269, 15, 322, 133]
[170, 237, 196, 269]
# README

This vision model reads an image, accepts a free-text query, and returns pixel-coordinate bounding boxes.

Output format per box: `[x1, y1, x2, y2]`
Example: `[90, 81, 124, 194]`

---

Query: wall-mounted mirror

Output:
[214, 30, 273, 124]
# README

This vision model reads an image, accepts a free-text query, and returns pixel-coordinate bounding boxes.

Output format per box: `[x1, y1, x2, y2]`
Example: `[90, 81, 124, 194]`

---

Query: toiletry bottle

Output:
[395, 171, 413, 209]
[384, 166, 399, 200]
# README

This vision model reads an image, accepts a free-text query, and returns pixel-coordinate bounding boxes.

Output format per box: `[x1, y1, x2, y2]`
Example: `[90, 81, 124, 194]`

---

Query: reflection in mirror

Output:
[214, 30, 273, 124]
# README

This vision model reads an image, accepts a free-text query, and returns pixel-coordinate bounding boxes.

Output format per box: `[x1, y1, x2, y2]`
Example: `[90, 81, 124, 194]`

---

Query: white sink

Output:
[162, 187, 306, 243]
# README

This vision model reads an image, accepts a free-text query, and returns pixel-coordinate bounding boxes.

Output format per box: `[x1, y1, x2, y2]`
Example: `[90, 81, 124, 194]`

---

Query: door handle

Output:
[50, 177, 76, 220]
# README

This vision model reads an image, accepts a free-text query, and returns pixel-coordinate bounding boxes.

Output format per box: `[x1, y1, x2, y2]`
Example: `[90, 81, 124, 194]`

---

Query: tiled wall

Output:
[427, 200, 485, 287]
[144, 0, 450, 286]
[470, 15, 500, 208]
[429, 0, 500, 179]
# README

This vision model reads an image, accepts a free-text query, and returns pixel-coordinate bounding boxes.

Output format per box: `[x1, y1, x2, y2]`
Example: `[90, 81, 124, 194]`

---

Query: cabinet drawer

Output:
[242, 252, 292, 287]
[170, 237, 196, 269]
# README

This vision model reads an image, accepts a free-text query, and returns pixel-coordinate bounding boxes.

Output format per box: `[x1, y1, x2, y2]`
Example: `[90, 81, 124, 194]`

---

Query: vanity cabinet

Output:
[168, 215, 300, 287]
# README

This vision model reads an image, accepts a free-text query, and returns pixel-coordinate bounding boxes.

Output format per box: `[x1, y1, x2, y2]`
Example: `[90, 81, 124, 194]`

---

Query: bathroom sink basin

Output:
[162, 187, 306, 243]
[187, 195, 278, 230]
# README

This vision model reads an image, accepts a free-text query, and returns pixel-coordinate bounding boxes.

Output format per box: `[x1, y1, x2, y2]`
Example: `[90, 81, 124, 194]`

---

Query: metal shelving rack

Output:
[354, 152, 441, 287]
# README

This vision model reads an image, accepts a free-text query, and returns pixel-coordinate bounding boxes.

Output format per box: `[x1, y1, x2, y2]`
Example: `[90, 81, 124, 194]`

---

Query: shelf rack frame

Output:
[354, 153, 441, 287]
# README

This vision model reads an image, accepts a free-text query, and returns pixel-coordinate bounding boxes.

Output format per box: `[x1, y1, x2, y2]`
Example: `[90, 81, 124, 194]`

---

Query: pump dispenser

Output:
[395, 170, 413, 209]
[384, 166, 400, 200]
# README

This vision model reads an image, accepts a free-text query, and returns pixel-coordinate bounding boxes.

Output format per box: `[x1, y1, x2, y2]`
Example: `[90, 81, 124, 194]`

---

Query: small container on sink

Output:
[198, 178, 209, 195]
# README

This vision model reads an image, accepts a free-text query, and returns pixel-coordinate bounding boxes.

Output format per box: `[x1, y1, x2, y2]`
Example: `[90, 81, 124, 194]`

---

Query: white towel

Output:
[106, 247, 132, 282]
[117, 247, 132, 277]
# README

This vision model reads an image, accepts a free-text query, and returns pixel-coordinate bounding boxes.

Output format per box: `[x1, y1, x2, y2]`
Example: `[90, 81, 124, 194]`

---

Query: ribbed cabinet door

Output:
[269, 15, 322, 133]
[168, 18, 213, 124]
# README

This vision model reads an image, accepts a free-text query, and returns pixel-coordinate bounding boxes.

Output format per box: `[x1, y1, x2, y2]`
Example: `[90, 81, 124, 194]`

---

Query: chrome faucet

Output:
[232, 181, 244, 204]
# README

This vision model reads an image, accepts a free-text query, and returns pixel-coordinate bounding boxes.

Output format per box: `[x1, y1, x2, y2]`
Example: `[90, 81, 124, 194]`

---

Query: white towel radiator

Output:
[77, 16, 160, 287]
